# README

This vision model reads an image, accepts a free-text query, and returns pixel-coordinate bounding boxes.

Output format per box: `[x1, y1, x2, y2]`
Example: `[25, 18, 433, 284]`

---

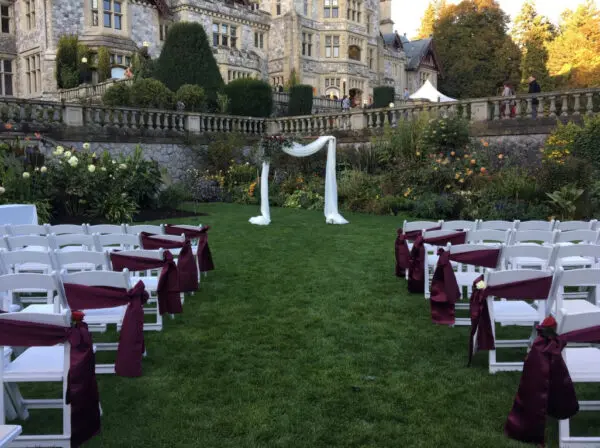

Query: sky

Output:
[392, 0, 600, 38]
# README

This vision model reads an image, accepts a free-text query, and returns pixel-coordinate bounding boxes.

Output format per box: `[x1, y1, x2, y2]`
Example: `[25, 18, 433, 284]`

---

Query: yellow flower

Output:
[497, 154, 504, 160]
[415, 151, 421, 156]
[455, 173, 460, 179]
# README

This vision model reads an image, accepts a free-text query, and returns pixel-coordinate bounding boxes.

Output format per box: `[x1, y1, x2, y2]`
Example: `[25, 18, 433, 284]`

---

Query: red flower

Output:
[34, 132, 41, 139]
[541, 315, 557, 329]
[71, 310, 85, 323]
[4, 123, 13, 130]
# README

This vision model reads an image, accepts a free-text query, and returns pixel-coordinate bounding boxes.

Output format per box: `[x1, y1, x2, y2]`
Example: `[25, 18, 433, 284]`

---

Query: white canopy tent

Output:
[409, 80, 456, 103]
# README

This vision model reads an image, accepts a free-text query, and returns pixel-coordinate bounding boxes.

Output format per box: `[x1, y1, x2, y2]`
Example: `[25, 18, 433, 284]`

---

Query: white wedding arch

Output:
[249, 136, 349, 226]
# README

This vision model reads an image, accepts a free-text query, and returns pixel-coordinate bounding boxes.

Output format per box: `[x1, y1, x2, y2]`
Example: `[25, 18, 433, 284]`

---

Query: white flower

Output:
[40, 166, 47, 173]
[112, 160, 116, 164]
[121, 193, 127, 198]
[83, 142, 90, 150]
[476, 280, 487, 290]
[34, 167, 40, 172]
[0, 186, 5, 194]
[54, 146, 64, 155]
[64, 150, 72, 158]
[119, 163, 127, 169]
[389, 102, 395, 108]
[22, 172, 30, 179]
[68, 156, 79, 167]
[100, 167, 107, 172]
[88, 164, 96, 173]
[92, 152, 97, 158]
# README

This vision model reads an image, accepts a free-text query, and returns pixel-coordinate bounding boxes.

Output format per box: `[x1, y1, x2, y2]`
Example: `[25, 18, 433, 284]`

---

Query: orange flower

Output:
[483, 141, 489, 147]
[497, 154, 504, 160]
[470, 159, 476, 165]
[480, 167, 486, 173]
[450, 151, 456, 157]
[4, 123, 12, 130]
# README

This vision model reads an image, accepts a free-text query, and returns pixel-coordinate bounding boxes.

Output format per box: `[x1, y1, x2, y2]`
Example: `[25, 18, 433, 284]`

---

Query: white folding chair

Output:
[555, 220, 598, 231]
[476, 220, 517, 231]
[44, 224, 86, 235]
[5, 225, 47, 236]
[515, 220, 555, 231]
[555, 304, 600, 446]
[466, 229, 512, 245]
[0, 271, 63, 315]
[142, 234, 196, 289]
[421, 229, 466, 298]
[486, 268, 554, 373]
[5, 235, 54, 252]
[125, 224, 164, 235]
[501, 244, 555, 271]
[53, 250, 111, 273]
[0, 311, 72, 447]
[0, 253, 57, 309]
[400, 220, 441, 279]
[440, 220, 478, 231]
[555, 229, 600, 246]
[546, 268, 600, 319]
[94, 233, 141, 252]
[60, 270, 131, 374]
[85, 224, 126, 235]
[0, 248, 54, 275]
[52, 233, 96, 252]
[508, 231, 557, 270]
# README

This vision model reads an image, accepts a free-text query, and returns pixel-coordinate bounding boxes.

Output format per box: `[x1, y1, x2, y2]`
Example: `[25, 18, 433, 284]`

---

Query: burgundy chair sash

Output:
[408, 236, 426, 293]
[165, 224, 215, 272]
[0, 318, 100, 447]
[395, 229, 411, 276]
[404, 225, 442, 241]
[430, 248, 501, 325]
[505, 318, 600, 445]
[468, 275, 553, 366]
[140, 232, 198, 292]
[63, 281, 149, 377]
[110, 251, 182, 315]
[424, 231, 467, 247]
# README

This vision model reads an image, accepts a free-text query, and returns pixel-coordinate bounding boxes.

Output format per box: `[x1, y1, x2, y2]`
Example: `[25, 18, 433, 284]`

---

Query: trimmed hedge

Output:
[129, 79, 174, 109]
[224, 78, 273, 117]
[56, 35, 79, 89]
[176, 84, 206, 112]
[373, 86, 395, 108]
[102, 82, 131, 107]
[288, 84, 313, 116]
[97, 47, 111, 82]
[154, 22, 223, 107]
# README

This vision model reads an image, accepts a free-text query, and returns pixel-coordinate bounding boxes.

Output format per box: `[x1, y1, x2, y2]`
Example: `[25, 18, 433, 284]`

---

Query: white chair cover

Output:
[250, 136, 348, 226]
[0, 204, 38, 225]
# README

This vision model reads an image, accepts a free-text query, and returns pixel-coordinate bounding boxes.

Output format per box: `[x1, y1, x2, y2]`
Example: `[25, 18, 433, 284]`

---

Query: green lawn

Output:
[18, 203, 597, 447]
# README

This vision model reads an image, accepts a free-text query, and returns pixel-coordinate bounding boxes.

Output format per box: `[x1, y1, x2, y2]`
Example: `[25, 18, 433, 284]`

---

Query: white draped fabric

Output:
[249, 136, 349, 225]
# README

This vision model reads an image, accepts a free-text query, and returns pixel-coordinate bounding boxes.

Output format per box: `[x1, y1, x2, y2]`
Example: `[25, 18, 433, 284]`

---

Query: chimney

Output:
[379, 0, 394, 35]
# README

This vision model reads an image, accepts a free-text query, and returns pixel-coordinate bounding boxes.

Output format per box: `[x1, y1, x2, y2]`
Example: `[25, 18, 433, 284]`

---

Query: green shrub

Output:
[132, 46, 154, 80]
[154, 22, 224, 108]
[158, 183, 191, 209]
[129, 79, 174, 109]
[573, 115, 600, 171]
[56, 34, 79, 88]
[337, 170, 381, 212]
[288, 85, 313, 116]
[420, 116, 470, 156]
[176, 84, 206, 112]
[373, 86, 395, 108]
[102, 82, 131, 107]
[224, 78, 273, 117]
[412, 192, 462, 220]
[97, 47, 112, 82]
[200, 133, 246, 173]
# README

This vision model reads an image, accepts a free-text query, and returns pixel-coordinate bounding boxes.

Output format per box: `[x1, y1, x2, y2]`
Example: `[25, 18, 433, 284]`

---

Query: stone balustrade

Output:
[1, 87, 599, 140]
[58, 79, 134, 103]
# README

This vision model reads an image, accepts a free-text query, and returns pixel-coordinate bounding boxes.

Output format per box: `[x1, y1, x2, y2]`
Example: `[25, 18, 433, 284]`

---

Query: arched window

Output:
[348, 45, 361, 61]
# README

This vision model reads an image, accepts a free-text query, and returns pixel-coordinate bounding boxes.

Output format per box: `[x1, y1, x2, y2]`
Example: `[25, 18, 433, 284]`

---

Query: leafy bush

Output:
[546, 185, 585, 220]
[176, 84, 206, 112]
[337, 170, 380, 212]
[154, 22, 224, 108]
[132, 46, 154, 80]
[129, 79, 174, 109]
[542, 121, 581, 164]
[225, 78, 273, 117]
[573, 115, 600, 171]
[97, 47, 112, 82]
[183, 169, 224, 202]
[288, 85, 313, 116]
[200, 133, 246, 173]
[373, 86, 395, 108]
[158, 183, 191, 209]
[412, 192, 462, 220]
[90, 189, 139, 223]
[56, 35, 79, 89]
[420, 116, 470, 156]
[102, 82, 131, 107]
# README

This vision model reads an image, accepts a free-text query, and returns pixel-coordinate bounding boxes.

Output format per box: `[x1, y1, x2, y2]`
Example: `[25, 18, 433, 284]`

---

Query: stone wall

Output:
[60, 141, 200, 182]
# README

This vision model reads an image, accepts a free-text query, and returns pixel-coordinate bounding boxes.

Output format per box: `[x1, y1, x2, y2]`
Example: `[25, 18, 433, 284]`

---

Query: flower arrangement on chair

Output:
[260, 135, 293, 161]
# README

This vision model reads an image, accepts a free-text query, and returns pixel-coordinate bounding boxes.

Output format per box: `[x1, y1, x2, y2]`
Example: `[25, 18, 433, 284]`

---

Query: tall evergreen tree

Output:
[434, 0, 521, 98]
[511, 0, 555, 91]
[154, 22, 224, 104]
[547, 0, 600, 88]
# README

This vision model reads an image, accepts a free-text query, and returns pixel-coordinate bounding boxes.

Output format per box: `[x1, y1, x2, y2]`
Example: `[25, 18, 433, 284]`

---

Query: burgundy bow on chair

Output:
[63, 281, 149, 377]
[110, 251, 182, 315]
[0, 317, 100, 447]
[165, 224, 215, 272]
[140, 232, 198, 292]
[505, 317, 600, 445]
[467, 275, 553, 366]
[395, 229, 411, 277]
[430, 247, 501, 325]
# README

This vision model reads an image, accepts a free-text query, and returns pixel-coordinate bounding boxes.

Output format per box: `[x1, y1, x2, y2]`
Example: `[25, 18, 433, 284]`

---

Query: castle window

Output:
[324, 0, 338, 18]
[1, 5, 10, 33]
[0, 59, 13, 96]
[276, 0, 281, 15]
[254, 31, 264, 49]
[25, 0, 36, 30]
[25, 53, 41, 95]
[348, 45, 361, 61]
[159, 23, 169, 41]
[347, 0, 361, 22]
[103, 0, 122, 30]
[368, 48, 374, 69]
[302, 32, 313, 57]
[325, 35, 339, 58]
[213, 23, 237, 48]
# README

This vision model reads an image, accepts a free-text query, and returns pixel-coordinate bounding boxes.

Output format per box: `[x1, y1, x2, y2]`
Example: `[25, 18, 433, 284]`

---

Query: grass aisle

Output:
[28, 204, 557, 447]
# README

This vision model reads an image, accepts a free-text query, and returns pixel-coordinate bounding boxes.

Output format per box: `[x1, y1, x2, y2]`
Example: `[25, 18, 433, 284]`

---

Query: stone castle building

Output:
[0, 0, 441, 104]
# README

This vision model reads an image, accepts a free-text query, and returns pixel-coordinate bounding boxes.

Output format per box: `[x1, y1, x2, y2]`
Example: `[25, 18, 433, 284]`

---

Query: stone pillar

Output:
[64, 105, 84, 127]
[470, 100, 490, 122]
[266, 120, 280, 135]
[350, 111, 367, 130]
[187, 114, 201, 133]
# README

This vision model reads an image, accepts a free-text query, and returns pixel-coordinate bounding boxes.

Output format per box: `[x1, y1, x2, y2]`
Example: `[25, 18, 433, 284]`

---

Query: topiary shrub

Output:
[56, 35, 79, 89]
[224, 78, 272, 117]
[129, 79, 174, 109]
[373, 86, 395, 108]
[288, 84, 313, 116]
[154, 22, 224, 108]
[97, 47, 111, 82]
[132, 46, 154, 80]
[176, 84, 206, 111]
[102, 82, 131, 107]
[573, 115, 600, 172]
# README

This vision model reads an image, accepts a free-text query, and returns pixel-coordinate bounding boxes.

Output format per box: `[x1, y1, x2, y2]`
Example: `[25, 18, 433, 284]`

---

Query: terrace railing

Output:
[58, 79, 134, 103]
